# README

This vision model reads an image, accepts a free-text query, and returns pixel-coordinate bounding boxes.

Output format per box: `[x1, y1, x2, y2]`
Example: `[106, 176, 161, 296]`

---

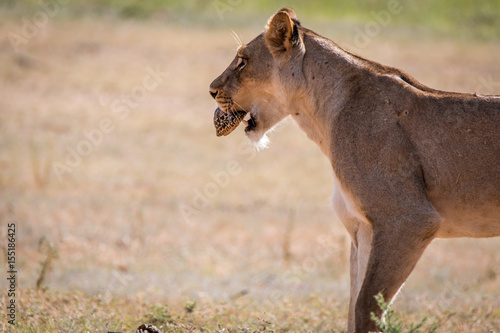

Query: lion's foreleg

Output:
[347, 223, 372, 333]
[354, 213, 440, 332]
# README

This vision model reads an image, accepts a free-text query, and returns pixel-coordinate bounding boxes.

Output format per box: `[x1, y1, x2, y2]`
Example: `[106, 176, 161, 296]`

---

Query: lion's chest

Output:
[330, 172, 370, 238]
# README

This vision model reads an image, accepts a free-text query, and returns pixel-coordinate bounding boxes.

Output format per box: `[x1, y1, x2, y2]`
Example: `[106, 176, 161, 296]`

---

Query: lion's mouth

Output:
[243, 113, 257, 133]
[213, 107, 257, 137]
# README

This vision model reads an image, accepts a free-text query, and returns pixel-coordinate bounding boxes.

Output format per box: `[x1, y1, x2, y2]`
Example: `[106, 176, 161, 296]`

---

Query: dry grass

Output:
[0, 15, 499, 332]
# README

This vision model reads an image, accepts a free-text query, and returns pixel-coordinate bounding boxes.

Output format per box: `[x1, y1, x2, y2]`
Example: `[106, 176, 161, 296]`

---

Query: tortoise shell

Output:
[136, 324, 162, 333]
[213, 107, 247, 137]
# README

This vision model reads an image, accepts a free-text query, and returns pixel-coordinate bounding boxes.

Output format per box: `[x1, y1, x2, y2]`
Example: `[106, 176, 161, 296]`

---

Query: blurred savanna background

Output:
[0, 0, 499, 332]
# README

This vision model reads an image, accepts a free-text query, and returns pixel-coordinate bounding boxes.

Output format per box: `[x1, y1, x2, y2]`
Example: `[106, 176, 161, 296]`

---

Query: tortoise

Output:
[213, 107, 248, 137]
[136, 323, 162, 333]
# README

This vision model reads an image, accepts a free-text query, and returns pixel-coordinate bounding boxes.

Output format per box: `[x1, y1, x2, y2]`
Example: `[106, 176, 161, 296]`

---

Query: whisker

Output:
[232, 100, 247, 113]
[229, 103, 246, 121]
[230, 30, 242, 47]
[229, 104, 238, 117]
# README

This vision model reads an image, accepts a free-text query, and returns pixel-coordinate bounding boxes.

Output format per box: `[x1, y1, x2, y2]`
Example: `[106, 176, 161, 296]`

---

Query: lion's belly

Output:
[430, 194, 500, 238]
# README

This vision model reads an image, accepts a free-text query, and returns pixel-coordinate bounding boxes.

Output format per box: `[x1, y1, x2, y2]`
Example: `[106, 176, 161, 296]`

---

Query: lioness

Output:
[209, 8, 500, 333]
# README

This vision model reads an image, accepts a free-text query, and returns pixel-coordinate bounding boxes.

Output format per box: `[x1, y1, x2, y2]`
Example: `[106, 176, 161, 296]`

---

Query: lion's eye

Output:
[236, 57, 247, 70]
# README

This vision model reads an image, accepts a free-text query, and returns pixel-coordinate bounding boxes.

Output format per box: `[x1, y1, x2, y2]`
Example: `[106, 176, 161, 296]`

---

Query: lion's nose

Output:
[209, 88, 218, 100]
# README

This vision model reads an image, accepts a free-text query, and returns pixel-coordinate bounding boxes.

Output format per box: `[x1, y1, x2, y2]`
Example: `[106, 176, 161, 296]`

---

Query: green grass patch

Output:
[2, 0, 500, 40]
[371, 293, 438, 333]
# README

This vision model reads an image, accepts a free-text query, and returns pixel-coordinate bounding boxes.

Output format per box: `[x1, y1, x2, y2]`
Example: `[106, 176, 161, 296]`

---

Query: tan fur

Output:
[209, 8, 500, 333]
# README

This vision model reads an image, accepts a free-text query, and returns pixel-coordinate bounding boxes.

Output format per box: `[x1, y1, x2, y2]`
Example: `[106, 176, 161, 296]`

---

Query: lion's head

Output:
[209, 8, 306, 146]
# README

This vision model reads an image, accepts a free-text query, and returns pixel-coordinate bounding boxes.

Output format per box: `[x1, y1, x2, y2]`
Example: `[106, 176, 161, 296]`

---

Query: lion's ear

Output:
[265, 8, 301, 58]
